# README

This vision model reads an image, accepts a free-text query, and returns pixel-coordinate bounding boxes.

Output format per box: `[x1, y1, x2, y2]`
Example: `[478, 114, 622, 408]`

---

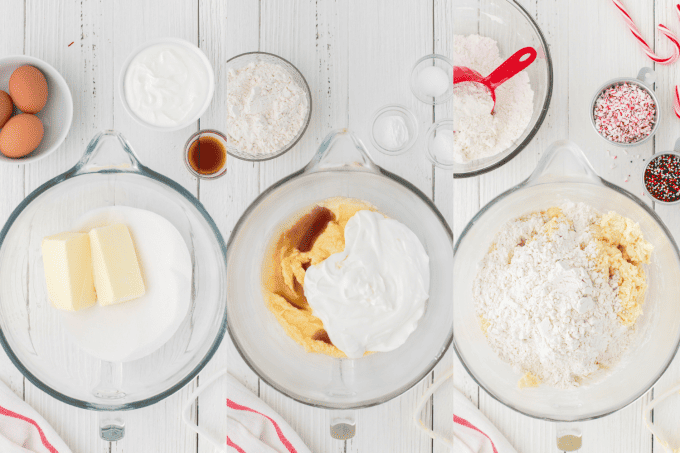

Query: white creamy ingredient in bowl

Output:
[374, 115, 409, 150]
[61, 206, 192, 362]
[124, 43, 209, 127]
[227, 61, 308, 155]
[453, 34, 534, 164]
[304, 210, 430, 359]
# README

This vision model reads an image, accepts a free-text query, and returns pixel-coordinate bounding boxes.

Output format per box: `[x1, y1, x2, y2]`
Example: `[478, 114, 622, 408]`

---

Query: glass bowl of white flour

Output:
[453, 0, 553, 178]
[454, 141, 680, 434]
[226, 52, 312, 161]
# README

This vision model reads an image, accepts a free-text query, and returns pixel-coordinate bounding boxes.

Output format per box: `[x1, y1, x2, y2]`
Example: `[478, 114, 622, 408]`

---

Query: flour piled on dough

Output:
[474, 202, 652, 389]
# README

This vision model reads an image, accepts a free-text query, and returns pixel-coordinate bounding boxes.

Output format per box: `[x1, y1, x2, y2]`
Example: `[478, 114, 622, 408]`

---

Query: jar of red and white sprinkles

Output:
[590, 68, 660, 147]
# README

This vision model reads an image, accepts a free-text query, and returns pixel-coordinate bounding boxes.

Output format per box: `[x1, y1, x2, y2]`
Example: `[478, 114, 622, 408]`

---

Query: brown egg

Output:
[9, 65, 48, 114]
[0, 91, 13, 128]
[0, 114, 44, 158]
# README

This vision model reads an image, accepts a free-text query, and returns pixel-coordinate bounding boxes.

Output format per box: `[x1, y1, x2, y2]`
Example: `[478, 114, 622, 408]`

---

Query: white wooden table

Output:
[0, 0, 452, 452]
[454, 0, 680, 452]
[226, 1, 453, 453]
[0, 0, 232, 451]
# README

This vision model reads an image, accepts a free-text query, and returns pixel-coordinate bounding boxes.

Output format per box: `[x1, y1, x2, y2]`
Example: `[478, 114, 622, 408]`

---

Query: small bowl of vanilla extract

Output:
[184, 129, 227, 179]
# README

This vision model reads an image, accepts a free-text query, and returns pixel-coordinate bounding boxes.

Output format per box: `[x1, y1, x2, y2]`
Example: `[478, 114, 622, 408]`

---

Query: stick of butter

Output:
[89, 223, 146, 306]
[42, 232, 97, 311]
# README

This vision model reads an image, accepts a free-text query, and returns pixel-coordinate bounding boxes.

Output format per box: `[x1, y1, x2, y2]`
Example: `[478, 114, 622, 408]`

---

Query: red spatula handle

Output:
[483, 47, 537, 90]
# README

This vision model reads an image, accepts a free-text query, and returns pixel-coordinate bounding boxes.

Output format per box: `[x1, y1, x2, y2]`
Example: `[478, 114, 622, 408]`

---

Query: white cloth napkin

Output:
[0, 379, 72, 453]
[454, 388, 518, 453]
[227, 373, 311, 453]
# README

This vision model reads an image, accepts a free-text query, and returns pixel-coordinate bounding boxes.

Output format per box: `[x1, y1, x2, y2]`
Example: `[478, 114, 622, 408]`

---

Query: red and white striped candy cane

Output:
[612, 0, 680, 65]
[674, 85, 680, 119]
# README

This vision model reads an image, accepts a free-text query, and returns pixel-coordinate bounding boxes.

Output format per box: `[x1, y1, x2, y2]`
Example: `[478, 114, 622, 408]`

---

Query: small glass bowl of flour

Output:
[369, 105, 419, 155]
[226, 52, 312, 161]
[410, 54, 453, 105]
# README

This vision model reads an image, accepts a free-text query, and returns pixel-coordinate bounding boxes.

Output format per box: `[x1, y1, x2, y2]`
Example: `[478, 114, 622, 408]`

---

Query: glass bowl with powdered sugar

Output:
[453, 0, 553, 178]
[226, 52, 312, 161]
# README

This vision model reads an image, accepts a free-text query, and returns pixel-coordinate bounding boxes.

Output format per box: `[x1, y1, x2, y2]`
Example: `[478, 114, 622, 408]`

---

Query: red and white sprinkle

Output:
[593, 83, 656, 144]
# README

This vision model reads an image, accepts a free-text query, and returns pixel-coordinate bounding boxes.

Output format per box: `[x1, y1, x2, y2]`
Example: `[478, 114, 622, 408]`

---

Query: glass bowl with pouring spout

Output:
[453, 141, 680, 449]
[226, 130, 453, 437]
[0, 131, 227, 440]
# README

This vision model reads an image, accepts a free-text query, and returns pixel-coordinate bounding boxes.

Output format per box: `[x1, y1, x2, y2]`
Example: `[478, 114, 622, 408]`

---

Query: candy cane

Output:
[612, 0, 680, 65]
[675, 85, 680, 119]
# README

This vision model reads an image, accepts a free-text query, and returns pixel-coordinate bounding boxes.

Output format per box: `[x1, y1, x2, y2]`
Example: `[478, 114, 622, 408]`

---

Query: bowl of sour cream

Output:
[120, 38, 215, 131]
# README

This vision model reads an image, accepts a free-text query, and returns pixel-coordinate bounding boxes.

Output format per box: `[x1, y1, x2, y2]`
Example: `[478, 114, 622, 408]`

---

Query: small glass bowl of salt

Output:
[410, 54, 453, 105]
[369, 104, 419, 156]
[426, 119, 453, 170]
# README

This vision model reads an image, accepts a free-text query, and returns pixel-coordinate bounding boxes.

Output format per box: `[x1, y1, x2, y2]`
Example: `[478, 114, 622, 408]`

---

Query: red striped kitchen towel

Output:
[0, 379, 72, 453]
[227, 373, 311, 453]
[454, 388, 518, 453]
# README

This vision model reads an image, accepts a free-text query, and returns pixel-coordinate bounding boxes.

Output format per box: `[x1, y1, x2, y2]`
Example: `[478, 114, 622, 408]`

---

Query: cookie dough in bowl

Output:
[226, 129, 452, 410]
[262, 197, 429, 359]
[474, 203, 652, 390]
[453, 140, 680, 422]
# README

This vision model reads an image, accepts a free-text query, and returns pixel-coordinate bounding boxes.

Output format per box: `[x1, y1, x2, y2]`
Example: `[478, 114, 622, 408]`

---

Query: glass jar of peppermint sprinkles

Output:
[590, 68, 660, 147]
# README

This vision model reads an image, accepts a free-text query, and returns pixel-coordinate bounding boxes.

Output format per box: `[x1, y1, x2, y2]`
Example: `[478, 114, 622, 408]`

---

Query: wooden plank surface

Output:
[0, 0, 28, 403]
[0, 0, 223, 451]
[224, 1, 451, 453]
[9, 0, 680, 451]
[453, 0, 680, 452]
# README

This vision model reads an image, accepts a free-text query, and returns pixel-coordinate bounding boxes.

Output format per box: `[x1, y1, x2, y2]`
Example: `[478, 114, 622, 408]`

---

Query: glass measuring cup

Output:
[226, 129, 453, 438]
[453, 141, 680, 450]
[0, 131, 227, 440]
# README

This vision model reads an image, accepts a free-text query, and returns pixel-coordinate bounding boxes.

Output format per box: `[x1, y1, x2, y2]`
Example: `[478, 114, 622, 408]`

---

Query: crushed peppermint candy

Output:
[644, 153, 680, 202]
[593, 83, 657, 144]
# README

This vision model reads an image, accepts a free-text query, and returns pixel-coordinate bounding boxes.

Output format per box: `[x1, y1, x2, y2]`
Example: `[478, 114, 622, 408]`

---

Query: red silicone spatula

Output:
[453, 47, 537, 114]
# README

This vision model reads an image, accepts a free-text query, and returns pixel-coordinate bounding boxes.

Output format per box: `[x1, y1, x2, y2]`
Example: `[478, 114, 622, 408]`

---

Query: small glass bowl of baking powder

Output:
[369, 105, 419, 156]
[410, 54, 453, 105]
[590, 68, 660, 147]
[426, 119, 453, 170]
[226, 52, 312, 161]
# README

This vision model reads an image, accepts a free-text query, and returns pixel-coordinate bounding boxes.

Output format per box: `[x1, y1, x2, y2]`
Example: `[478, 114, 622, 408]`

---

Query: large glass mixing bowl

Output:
[0, 131, 227, 439]
[454, 0, 553, 177]
[227, 130, 452, 418]
[453, 141, 680, 447]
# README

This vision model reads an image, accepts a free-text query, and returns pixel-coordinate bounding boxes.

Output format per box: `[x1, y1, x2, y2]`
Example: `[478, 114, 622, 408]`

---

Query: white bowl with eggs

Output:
[119, 38, 215, 132]
[0, 55, 74, 164]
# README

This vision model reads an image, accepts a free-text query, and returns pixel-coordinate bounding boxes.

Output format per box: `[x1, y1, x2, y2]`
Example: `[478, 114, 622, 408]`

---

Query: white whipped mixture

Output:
[227, 61, 308, 155]
[125, 43, 210, 127]
[453, 35, 534, 164]
[304, 210, 429, 359]
[474, 203, 635, 389]
[62, 207, 192, 362]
